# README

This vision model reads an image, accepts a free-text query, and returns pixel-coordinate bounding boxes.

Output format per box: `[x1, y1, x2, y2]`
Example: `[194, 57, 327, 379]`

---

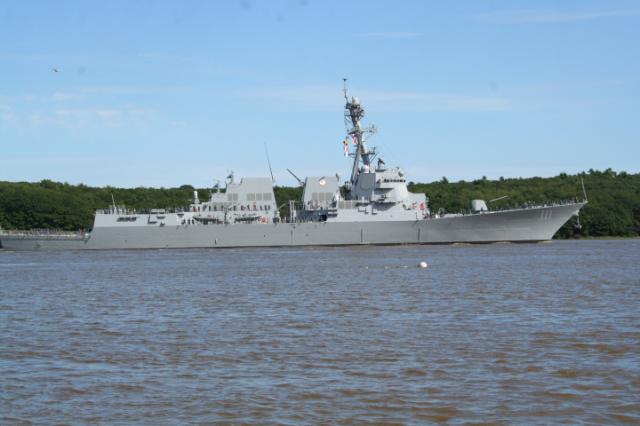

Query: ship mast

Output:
[343, 79, 375, 185]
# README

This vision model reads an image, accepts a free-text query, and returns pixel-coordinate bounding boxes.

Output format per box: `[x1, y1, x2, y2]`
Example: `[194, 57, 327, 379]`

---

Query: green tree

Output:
[1, 170, 639, 237]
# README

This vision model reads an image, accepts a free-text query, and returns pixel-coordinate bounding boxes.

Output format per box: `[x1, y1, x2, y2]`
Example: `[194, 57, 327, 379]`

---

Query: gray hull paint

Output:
[0, 203, 583, 251]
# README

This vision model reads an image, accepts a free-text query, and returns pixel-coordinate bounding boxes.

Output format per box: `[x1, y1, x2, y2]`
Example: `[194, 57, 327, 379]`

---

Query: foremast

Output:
[343, 79, 376, 186]
[338, 81, 428, 220]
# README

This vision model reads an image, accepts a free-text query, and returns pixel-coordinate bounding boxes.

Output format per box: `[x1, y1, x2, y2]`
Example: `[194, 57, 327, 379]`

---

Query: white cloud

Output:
[0, 104, 16, 124]
[33, 85, 190, 102]
[1, 87, 155, 129]
[137, 53, 252, 75]
[354, 32, 422, 39]
[476, 8, 640, 23]
[359, 90, 511, 111]
[50, 107, 150, 128]
[52, 92, 83, 102]
[233, 86, 342, 107]
[5, 107, 151, 129]
[232, 86, 511, 112]
[83, 85, 187, 95]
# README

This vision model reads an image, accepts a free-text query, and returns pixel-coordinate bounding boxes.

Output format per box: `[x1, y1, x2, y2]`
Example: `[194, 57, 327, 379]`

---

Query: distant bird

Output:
[52, 67, 59, 73]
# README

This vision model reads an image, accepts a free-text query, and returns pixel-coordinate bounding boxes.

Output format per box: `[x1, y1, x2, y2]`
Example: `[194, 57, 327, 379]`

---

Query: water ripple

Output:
[1, 240, 639, 423]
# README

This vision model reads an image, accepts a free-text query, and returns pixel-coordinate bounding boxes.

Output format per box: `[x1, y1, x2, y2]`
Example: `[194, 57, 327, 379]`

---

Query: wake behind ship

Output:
[0, 84, 585, 251]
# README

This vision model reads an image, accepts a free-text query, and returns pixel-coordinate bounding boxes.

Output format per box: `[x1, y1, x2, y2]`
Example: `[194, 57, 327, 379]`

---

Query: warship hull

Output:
[0, 203, 583, 251]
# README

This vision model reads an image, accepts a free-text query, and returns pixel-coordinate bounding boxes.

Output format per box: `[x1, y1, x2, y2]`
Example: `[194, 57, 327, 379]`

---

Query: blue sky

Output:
[1, 0, 639, 187]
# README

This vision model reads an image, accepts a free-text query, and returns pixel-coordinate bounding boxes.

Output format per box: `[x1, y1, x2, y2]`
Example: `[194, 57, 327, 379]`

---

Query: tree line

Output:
[0, 169, 638, 238]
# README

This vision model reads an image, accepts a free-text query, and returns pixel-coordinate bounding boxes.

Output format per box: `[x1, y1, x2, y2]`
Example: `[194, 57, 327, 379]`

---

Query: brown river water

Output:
[1, 240, 639, 424]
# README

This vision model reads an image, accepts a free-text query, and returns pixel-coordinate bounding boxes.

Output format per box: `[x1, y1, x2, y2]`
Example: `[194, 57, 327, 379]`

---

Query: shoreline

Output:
[555, 236, 640, 241]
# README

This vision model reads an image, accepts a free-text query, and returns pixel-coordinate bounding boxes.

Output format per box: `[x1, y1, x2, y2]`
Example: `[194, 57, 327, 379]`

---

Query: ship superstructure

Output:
[295, 86, 429, 224]
[95, 175, 279, 229]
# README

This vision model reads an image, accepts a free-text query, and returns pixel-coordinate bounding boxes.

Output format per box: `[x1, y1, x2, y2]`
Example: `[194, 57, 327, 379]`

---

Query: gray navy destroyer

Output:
[0, 84, 586, 250]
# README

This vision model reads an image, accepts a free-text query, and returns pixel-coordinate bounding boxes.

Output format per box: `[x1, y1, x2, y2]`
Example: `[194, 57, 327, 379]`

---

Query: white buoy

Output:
[418, 261, 428, 269]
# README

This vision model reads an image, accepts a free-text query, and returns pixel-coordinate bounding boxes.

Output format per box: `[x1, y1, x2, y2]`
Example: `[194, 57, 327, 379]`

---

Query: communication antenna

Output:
[264, 142, 275, 184]
[580, 175, 588, 202]
[343, 77, 349, 101]
[342, 78, 351, 129]
[111, 193, 117, 213]
[287, 168, 303, 185]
